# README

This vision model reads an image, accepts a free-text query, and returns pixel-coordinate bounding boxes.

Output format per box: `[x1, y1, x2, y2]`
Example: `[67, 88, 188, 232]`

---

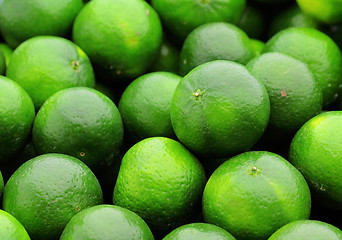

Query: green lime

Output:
[32, 87, 123, 170]
[6, 36, 95, 110]
[73, 0, 162, 79]
[236, 5, 266, 39]
[113, 137, 206, 234]
[171, 60, 270, 158]
[119, 72, 181, 141]
[151, 0, 246, 40]
[0, 76, 35, 162]
[268, 5, 319, 37]
[263, 27, 342, 106]
[250, 39, 265, 56]
[269, 220, 342, 240]
[297, 0, 342, 24]
[60, 205, 154, 240]
[203, 151, 311, 240]
[0, 43, 13, 66]
[163, 223, 236, 240]
[179, 22, 255, 76]
[2, 153, 103, 240]
[289, 111, 342, 209]
[247, 52, 322, 131]
[149, 39, 180, 74]
[0, 210, 30, 240]
[0, 0, 83, 48]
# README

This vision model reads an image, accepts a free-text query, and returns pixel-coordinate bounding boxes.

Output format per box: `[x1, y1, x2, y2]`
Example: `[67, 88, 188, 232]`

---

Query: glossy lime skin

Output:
[250, 39, 265, 56]
[150, 39, 180, 74]
[6, 36, 95, 110]
[0, 210, 30, 240]
[247, 52, 322, 131]
[0, 0, 83, 48]
[236, 5, 266, 39]
[163, 223, 236, 240]
[33, 87, 124, 170]
[171, 60, 270, 158]
[0, 76, 35, 162]
[119, 72, 181, 141]
[73, 0, 162, 79]
[269, 220, 342, 240]
[263, 27, 342, 106]
[203, 151, 311, 240]
[297, 0, 342, 24]
[151, 0, 246, 40]
[180, 22, 255, 76]
[60, 205, 154, 240]
[289, 111, 342, 209]
[113, 137, 206, 234]
[2, 154, 103, 240]
[268, 6, 319, 37]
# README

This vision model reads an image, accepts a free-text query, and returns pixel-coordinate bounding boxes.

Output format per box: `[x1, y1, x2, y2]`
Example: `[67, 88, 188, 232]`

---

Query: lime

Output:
[119, 72, 181, 141]
[247, 52, 322, 131]
[268, 5, 319, 37]
[113, 137, 206, 234]
[60, 205, 154, 240]
[163, 223, 236, 240]
[179, 22, 255, 76]
[0, 76, 35, 162]
[297, 0, 342, 24]
[269, 220, 342, 240]
[250, 39, 265, 56]
[32, 87, 123, 170]
[236, 5, 266, 39]
[2, 153, 103, 240]
[263, 27, 342, 106]
[73, 0, 162, 79]
[203, 151, 311, 240]
[6, 36, 95, 110]
[0, 43, 13, 66]
[0, 0, 83, 48]
[151, 0, 246, 40]
[289, 111, 342, 209]
[149, 39, 180, 74]
[0, 210, 30, 240]
[171, 60, 270, 158]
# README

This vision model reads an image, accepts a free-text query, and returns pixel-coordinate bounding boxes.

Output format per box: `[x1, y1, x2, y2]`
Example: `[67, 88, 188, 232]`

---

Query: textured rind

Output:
[0, 210, 31, 240]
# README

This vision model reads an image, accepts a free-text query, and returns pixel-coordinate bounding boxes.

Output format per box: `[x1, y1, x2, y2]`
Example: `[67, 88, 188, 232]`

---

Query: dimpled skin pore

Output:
[2, 154, 103, 240]
[113, 137, 207, 234]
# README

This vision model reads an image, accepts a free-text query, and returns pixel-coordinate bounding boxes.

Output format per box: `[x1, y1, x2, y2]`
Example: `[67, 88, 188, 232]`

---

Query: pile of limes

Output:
[1, 0, 342, 239]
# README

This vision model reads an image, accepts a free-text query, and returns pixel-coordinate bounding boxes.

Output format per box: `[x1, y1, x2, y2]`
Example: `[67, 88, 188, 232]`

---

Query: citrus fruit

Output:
[0, 210, 30, 240]
[268, 5, 319, 37]
[73, 0, 162, 79]
[0, 76, 35, 162]
[0, 43, 13, 66]
[171, 60, 270, 158]
[297, 0, 342, 24]
[289, 111, 342, 209]
[151, 0, 246, 40]
[113, 137, 206, 234]
[163, 223, 236, 240]
[0, 49, 5, 75]
[149, 39, 180, 74]
[250, 39, 265, 56]
[268, 220, 342, 240]
[6, 36, 95, 110]
[202, 151, 311, 240]
[60, 205, 154, 240]
[32, 87, 123, 170]
[2, 153, 103, 240]
[0, 0, 83, 48]
[119, 72, 181, 142]
[179, 22, 255, 76]
[263, 27, 342, 106]
[236, 5, 266, 39]
[247, 52, 322, 131]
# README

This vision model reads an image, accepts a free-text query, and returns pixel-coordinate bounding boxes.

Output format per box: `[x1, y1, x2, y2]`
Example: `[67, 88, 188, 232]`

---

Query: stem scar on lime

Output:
[80, 152, 85, 157]
[75, 205, 82, 212]
[280, 90, 287, 97]
[192, 89, 205, 100]
[70, 60, 79, 71]
[248, 166, 261, 176]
